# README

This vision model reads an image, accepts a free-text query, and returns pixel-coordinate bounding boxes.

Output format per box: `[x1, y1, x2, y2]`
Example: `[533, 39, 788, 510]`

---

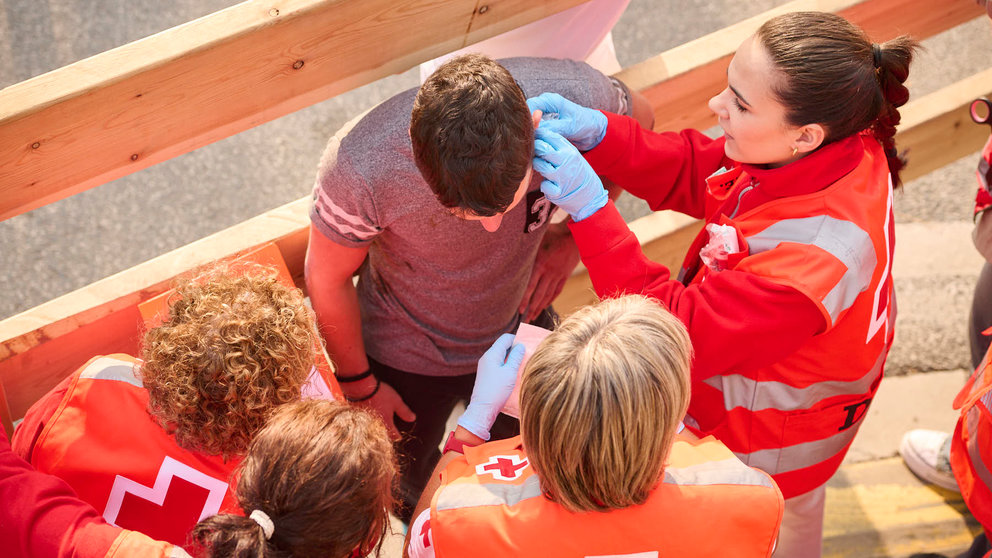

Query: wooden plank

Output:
[0, 197, 311, 351]
[0, 0, 587, 222]
[615, 0, 985, 134]
[897, 67, 992, 183]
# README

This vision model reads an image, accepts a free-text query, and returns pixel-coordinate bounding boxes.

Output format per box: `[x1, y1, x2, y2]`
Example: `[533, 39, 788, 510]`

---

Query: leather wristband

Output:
[336, 368, 374, 383]
[344, 377, 380, 403]
[442, 430, 480, 455]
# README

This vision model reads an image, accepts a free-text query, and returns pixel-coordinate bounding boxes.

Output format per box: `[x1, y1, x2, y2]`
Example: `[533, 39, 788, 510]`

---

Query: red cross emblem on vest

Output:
[103, 456, 229, 545]
[475, 454, 529, 481]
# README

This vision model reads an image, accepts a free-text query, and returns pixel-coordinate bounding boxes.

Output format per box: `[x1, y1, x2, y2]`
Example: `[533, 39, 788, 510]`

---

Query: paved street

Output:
[1, 2, 991, 555]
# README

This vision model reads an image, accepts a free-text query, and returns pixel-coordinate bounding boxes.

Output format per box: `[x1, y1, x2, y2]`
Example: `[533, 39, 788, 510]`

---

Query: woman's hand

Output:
[457, 334, 526, 440]
[533, 128, 609, 222]
[527, 92, 608, 151]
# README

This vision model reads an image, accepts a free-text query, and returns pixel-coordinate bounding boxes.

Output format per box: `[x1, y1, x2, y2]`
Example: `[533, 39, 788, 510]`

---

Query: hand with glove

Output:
[527, 92, 608, 151]
[533, 127, 609, 222]
[457, 333, 526, 441]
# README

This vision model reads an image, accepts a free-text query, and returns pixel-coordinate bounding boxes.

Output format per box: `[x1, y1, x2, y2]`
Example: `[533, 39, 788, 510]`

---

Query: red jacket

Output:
[0, 423, 181, 558]
[429, 435, 783, 557]
[13, 354, 241, 548]
[952, 345, 992, 540]
[570, 113, 895, 497]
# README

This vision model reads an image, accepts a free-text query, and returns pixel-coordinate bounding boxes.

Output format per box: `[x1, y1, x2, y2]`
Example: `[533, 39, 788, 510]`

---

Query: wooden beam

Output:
[0, 197, 311, 349]
[615, 0, 985, 134]
[897, 67, 992, 183]
[0, 0, 587, 222]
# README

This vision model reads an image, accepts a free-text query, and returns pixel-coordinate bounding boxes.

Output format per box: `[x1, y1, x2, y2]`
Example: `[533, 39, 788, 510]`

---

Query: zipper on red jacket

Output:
[728, 177, 758, 219]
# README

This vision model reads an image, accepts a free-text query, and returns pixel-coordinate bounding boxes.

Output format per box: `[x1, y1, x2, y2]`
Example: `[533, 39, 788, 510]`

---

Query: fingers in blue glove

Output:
[483, 333, 517, 363]
[526, 92, 569, 117]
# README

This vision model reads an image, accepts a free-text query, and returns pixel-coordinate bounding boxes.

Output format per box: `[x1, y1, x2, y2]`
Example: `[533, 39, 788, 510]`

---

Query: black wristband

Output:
[345, 377, 381, 403]
[336, 368, 374, 383]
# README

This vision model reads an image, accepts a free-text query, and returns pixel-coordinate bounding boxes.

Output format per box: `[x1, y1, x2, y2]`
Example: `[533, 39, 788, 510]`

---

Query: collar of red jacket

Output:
[738, 133, 866, 199]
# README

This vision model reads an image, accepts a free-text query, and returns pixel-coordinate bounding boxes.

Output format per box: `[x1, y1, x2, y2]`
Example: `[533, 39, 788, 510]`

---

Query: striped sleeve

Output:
[310, 136, 382, 248]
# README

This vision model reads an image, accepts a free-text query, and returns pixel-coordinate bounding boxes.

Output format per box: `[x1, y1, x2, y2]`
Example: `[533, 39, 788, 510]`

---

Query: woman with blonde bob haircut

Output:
[519, 295, 690, 511]
[406, 295, 784, 557]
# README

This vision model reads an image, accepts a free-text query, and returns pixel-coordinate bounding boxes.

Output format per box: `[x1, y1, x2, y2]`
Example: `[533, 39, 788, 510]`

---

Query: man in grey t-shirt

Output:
[306, 55, 649, 518]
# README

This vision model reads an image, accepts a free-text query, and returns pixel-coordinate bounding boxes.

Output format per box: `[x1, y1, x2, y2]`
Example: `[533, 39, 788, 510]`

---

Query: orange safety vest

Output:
[430, 434, 784, 557]
[29, 354, 241, 548]
[683, 133, 895, 498]
[952, 345, 992, 534]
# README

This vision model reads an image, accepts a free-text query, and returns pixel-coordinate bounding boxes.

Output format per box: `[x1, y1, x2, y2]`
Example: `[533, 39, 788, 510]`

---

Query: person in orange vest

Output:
[11, 268, 321, 551]
[525, 11, 920, 557]
[2, 399, 396, 558]
[404, 295, 784, 558]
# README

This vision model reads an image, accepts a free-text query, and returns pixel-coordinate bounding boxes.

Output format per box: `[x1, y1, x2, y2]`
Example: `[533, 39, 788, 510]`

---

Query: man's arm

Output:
[305, 224, 414, 437]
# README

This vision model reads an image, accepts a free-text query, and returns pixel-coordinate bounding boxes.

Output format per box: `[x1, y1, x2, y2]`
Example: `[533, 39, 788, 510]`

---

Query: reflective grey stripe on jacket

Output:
[735, 426, 861, 476]
[663, 457, 775, 490]
[706, 351, 884, 476]
[703, 350, 885, 414]
[435, 474, 543, 512]
[79, 357, 143, 388]
[746, 215, 876, 323]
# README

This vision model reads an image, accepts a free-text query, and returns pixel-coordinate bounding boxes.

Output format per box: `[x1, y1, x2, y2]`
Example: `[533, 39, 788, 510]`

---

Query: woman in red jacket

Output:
[527, 11, 917, 557]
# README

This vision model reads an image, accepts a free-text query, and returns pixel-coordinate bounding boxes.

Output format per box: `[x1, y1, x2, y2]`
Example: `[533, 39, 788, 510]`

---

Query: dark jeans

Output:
[373, 308, 557, 522]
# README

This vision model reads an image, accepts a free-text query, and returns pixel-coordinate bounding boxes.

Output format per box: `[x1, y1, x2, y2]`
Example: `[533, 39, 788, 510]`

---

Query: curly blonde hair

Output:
[140, 266, 318, 458]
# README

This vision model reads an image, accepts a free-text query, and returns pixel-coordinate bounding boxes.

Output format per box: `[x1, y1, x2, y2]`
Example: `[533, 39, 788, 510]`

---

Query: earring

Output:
[792, 146, 798, 157]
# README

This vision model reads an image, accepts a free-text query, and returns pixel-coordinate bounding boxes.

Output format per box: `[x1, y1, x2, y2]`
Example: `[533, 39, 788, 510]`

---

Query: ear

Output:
[794, 123, 826, 154]
[532, 109, 542, 129]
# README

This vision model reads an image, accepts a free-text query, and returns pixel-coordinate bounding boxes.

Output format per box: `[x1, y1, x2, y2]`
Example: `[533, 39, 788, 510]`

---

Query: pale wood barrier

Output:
[0, 0, 588, 222]
[0, 0, 988, 433]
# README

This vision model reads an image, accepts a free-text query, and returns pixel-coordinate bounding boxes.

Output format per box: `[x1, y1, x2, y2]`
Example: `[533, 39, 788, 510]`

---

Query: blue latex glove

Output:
[457, 333, 526, 441]
[533, 127, 609, 222]
[527, 92, 608, 151]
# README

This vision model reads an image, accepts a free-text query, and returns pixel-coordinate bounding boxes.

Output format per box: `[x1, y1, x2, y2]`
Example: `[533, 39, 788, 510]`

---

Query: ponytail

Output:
[193, 513, 274, 558]
[192, 400, 396, 558]
[871, 36, 917, 187]
[756, 12, 920, 187]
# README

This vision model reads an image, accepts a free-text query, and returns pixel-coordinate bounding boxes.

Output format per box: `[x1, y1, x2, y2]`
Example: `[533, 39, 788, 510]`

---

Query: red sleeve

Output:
[570, 201, 825, 380]
[1, 426, 122, 558]
[11, 373, 74, 461]
[583, 112, 732, 218]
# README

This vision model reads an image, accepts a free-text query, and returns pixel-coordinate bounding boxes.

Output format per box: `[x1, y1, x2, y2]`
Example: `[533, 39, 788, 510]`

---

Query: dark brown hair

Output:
[193, 399, 397, 558]
[410, 53, 534, 216]
[756, 11, 919, 187]
[140, 266, 317, 458]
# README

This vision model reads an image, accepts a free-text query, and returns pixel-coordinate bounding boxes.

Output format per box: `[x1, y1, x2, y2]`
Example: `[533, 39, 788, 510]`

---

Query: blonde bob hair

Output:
[519, 295, 692, 513]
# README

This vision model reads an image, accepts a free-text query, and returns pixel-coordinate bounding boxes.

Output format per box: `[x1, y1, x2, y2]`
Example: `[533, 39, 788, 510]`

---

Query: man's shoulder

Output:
[501, 57, 617, 111]
[320, 88, 419, 187]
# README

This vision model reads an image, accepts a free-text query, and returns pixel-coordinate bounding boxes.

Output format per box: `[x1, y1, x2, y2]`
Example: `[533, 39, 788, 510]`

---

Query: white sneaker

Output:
[899, 429, 960, 493]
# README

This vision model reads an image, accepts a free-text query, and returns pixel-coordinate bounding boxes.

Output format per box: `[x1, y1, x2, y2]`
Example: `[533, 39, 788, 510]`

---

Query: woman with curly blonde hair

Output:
[12, 265, 320, 551]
